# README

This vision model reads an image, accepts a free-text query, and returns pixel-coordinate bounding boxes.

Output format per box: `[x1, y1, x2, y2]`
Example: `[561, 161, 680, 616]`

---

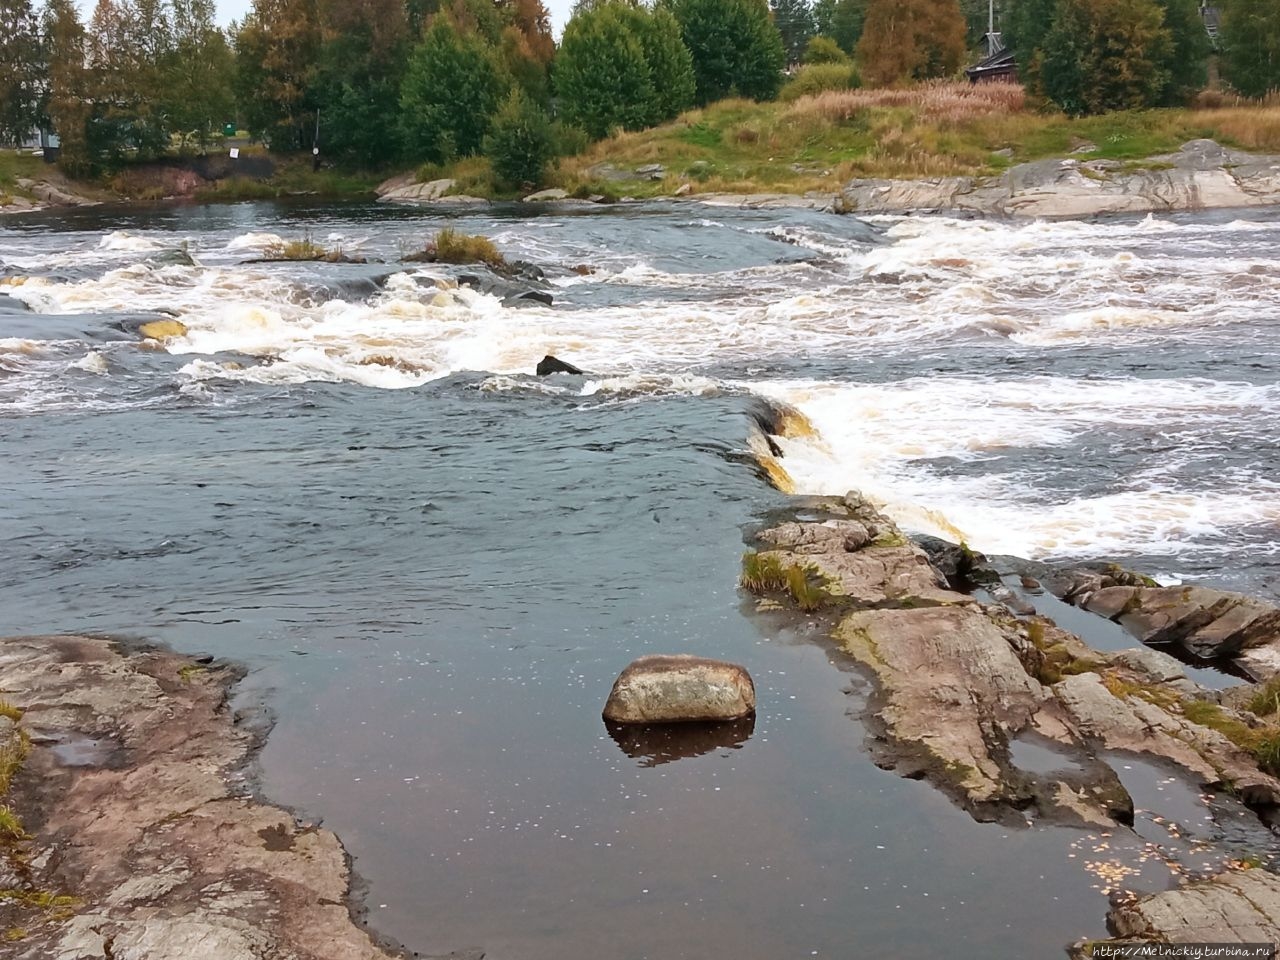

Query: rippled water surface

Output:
[3, 199, 1280, 958]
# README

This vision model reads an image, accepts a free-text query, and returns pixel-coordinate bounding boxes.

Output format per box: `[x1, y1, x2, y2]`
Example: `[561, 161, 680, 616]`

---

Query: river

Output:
[2, 199, 1279, 958]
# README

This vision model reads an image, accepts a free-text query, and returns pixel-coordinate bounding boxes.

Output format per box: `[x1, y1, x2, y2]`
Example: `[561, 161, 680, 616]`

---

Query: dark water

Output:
[3, 199, 1280, 958]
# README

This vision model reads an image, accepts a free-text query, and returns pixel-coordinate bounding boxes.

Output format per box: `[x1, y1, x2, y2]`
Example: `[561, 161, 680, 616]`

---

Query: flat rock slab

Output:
[0, 635, 401, 960]
[1109, 868, 1280, 944]
[603, 655, 755, 723]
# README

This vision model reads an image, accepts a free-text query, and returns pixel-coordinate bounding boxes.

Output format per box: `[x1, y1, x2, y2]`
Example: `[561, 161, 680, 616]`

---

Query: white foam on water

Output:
[97, 230, 168, 252]
[755, 375, 1280, 559]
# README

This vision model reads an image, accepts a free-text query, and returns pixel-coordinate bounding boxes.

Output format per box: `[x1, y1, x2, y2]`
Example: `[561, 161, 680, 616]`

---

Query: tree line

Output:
[0, 0, 1277, 183]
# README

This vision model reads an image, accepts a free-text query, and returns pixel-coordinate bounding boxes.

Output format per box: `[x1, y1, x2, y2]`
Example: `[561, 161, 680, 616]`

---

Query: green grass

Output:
[0, 702, 21, 723]
[0, 807, 23, 841]
[1247, 677, 1280, 717]
[741, 551, 787, 593]
[529, 86, 1280, 198]
[193, 153, 383, 202]
[1181, 699, 1280, 776]
[785, 564, 828, 612]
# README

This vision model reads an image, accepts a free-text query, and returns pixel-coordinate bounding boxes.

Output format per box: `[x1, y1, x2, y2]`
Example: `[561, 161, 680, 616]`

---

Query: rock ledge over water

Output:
[0, 635, 406, 960]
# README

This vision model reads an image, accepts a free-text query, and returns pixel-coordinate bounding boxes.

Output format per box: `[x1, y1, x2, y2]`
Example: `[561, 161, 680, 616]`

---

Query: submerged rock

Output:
[602, 654, 756, 724]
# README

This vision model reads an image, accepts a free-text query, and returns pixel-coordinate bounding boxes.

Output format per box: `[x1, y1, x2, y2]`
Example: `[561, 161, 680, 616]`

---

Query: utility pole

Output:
[986, 0, 1002, 56]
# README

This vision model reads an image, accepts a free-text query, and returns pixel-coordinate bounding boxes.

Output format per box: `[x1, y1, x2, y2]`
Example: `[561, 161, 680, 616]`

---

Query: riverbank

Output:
[0, 149, 382, 215]
[0, 635, 405, 960]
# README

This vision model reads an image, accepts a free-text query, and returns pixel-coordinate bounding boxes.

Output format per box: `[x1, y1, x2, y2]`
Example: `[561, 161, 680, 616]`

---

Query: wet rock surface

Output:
[745, 492, 1280, 851]
[0, 635, 404, 960]
[747, 491, 1280, 948]
[1046, 565, 1280, 679]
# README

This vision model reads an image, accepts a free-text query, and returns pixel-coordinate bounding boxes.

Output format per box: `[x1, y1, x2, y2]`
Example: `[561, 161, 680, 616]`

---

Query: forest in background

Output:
[0, 0, 1277, 191]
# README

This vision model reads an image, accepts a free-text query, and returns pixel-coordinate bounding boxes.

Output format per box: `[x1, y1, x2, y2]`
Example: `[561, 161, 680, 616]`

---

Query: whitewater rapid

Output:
[3, 207, 1279, 570]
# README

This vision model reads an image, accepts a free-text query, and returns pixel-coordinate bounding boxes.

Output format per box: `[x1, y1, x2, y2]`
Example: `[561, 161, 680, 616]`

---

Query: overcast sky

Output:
[77, 0, 574, 33]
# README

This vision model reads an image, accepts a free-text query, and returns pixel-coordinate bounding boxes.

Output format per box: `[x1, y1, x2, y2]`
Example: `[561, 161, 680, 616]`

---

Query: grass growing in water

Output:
[785, 564, 828, 612]
[262, 232, 345, 262]
[741, 552, 829, 611]
[406, 228, 505, 267]
[741, 551, 787, 592]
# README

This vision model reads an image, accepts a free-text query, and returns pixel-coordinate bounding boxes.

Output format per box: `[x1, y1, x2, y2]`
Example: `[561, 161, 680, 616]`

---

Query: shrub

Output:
[485, 88, 555, 189]
[780, 63, 861, 101]
[802, 34, 850, 64]
[550, 120, 592, 157]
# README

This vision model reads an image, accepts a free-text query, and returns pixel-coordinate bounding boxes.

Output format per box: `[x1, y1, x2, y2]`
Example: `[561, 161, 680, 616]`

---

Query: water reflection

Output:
[605, 717, 755, 767]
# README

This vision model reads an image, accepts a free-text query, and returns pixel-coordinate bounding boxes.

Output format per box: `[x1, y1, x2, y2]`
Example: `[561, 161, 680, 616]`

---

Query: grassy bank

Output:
[0, 152, 48, 207]
[560, 84, 1280, 196]
[190, 153, 385, 203]
[421, 83, 1280, 200]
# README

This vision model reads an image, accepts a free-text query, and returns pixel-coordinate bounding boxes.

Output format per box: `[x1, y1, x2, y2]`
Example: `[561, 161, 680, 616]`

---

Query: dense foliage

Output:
[1221, 0, 1280, 98]
[1010, 0, 1219, 114]
[664, 0, 786, 103]
[0, 0, 1253, 185]
[856, 0, 967, 87]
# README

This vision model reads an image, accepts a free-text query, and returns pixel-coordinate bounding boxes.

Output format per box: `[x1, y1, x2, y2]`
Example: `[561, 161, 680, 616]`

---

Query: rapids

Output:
[2, 199, 1279, 958]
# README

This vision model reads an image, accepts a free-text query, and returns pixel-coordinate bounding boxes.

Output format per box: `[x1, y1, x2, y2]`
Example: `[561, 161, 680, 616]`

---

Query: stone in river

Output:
[137, 319, 189, 340]
[535, 354, 583, 376]
[602, 655, 756, 723]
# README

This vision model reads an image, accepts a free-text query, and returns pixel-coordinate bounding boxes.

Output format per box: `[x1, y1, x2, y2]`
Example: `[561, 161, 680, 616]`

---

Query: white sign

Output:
[229, 147, 240, 159]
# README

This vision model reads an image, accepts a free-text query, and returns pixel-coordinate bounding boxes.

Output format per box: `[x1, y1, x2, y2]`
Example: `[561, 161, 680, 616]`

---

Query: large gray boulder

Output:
[603, 655, 756, 724]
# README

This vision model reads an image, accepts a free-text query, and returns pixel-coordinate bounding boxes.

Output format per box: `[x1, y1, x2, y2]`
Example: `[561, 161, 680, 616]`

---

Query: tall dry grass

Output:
[786, 81, 1026, 125]
[1192, 106, 1280, 152]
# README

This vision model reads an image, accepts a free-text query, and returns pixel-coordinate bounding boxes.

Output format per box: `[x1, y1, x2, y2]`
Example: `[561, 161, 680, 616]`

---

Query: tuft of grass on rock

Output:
[741, 551, 787, 593]
[785, 564, 828, 612]
[1247, 677, 1280, 717]
[0, 701, 20, 722]
[404, 228, 505, 268]
[261, 232, 346, 262]
[1181, 698, 1280, 776]
[0, 807, 23, 841]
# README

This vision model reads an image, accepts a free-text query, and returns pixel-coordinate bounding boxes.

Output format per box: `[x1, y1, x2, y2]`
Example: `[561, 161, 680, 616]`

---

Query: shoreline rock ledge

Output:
[0, 634, 410, 960]
[603, 655, 756, 724]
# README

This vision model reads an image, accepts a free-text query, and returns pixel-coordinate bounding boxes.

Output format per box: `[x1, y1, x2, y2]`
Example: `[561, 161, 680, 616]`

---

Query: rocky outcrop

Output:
[1047, 566, 1280, 679]
[1107, 868, 1280, 945]
[522, 188, 568, 202]
[376, 177, 476, 204]
[602, 655, 756, 723]
[0, 635, 403, 960]
[838, 139, 1280, 218]
[745, 494, 1280, 830]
